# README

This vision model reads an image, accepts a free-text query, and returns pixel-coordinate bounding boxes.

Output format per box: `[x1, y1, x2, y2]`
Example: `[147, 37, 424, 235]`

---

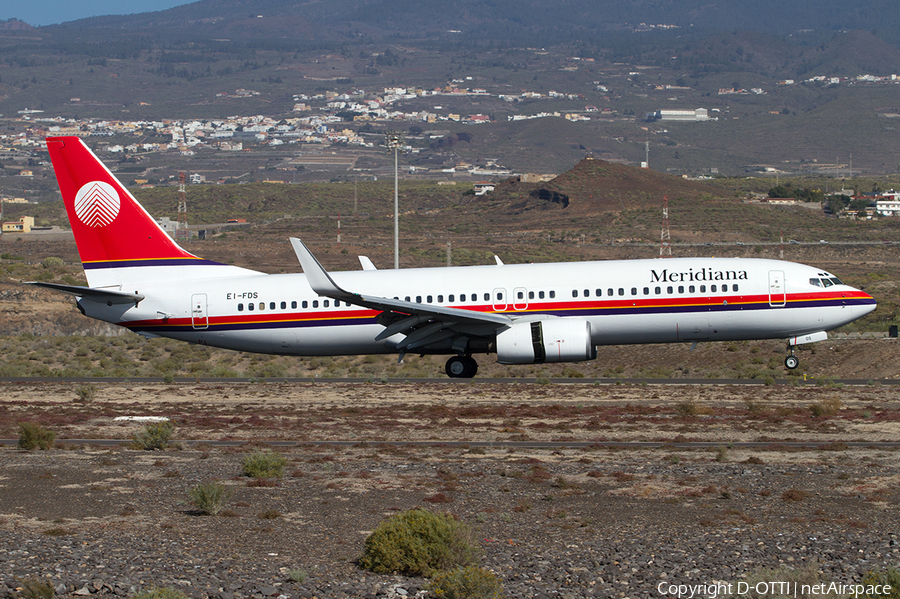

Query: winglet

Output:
[359, 256, 377, 271]
[290, 237, 356, 301]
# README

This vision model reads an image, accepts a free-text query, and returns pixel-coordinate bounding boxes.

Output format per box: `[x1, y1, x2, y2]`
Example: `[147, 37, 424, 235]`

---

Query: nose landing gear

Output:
[446, 355, 478, 378]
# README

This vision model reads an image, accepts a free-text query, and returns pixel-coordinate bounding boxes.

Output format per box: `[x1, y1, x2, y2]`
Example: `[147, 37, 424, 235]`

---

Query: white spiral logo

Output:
[74, 181, 120, 228]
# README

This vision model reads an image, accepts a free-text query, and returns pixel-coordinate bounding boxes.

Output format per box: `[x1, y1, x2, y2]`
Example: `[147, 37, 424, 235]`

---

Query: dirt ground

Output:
[2, 381, 900, 599]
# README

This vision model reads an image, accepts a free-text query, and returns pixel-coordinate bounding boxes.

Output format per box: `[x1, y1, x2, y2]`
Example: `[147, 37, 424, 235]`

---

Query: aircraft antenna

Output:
[176, 172, 189, 242]
[659, 195, 671, 257]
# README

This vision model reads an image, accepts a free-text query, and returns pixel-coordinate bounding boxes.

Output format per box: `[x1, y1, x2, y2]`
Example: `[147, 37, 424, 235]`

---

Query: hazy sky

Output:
[1, 1, 195, 27]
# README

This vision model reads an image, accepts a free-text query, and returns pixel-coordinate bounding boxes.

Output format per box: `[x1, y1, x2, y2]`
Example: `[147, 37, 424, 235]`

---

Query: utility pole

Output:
[659, 195, 671, 257]
[176, 172, 189, 243]
[385, 131, 403, 269]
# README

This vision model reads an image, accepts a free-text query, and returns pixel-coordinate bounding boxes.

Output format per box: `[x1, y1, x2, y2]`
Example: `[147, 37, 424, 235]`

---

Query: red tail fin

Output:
[46, 136, 203, 270]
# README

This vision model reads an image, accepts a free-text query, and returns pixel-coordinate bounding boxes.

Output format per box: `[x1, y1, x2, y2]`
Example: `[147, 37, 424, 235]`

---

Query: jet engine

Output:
[496, 319, 596, 364]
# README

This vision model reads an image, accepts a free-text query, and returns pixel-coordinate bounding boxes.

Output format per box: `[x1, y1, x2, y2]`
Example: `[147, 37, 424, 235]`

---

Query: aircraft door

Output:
[768, 271, 786, 307]
[492, 288, 508, 312]
[513, 287, 528, 311]
[191, 293, 209, 329]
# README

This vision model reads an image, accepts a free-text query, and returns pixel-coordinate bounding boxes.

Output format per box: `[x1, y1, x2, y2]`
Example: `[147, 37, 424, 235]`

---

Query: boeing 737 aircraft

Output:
[31, 136, 877, 377]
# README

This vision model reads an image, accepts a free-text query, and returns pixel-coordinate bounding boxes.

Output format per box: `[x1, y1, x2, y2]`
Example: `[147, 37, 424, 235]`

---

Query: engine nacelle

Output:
[496, 319, 596, 364]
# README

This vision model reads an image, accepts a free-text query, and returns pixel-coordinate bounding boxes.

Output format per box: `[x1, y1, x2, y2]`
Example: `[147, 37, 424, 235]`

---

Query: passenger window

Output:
[549, 291, 555, 299]
[607, 288, 613, 296]
[248, 303, 254, 311]
[711, 285, 717, 293]
[302, 300, 308, 309]
[618, 288, 624, 296]
[810, 278, 822, 287]
[471, 294, 477, 301]
[539, 291, 545, 299]
[238, 303, 244, 312]
[667, 286, 673, 294]
[313, 300, 318, 308]
[416, 296, 422, 303]
[643, 287, 649, 295]
[280, 301, 286, 309]
[699, 285, 706, 293]
[405, 296, 411, 302]
[259, 302, 265, 310]
[631, 287, 637, 296]
[291, 301, 297, 309]
[583, 289, 589, 297]
[689, 285, 695, 293]
[497, 292, 503, 300]
[449, 294, 455, 302]
[484, 293, 489, 301]
[529, 291, 535, 300]
[732, 284, 739, 292]
[678, 286, 684, 293]
[518, 291, 524, 299]
[572, 290, 578, 298]
[324, 300, 330, 307]
[595, 289, 602, 297]
[655, 287, 661, 294]
[438, 295, 444, 303]
[427, 295, 433, 303]
[270, 302, 276, 310]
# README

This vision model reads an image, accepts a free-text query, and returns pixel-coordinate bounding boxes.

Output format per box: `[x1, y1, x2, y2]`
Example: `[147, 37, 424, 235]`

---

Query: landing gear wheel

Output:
[445, 355, 478, 378]
[784, 354, 800, 370]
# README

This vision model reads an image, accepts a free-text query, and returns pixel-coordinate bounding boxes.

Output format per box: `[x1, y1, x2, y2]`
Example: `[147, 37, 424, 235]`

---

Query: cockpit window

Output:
[821, 278, 834, 288]
[829, 277, 843, 286]
[809, 278, 822, 287]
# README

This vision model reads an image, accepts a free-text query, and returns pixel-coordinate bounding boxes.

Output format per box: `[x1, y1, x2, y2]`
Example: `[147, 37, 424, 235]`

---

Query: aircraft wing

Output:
[26, 282, 144, 305]
[290, 238, 512, 352]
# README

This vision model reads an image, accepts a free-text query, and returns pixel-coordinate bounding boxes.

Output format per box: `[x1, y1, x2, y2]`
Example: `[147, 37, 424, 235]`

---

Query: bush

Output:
[18, 422, 56, 450]
[427, 566, 505, 599]
[242, 451, 287, 478]
[74, 384, 96, 403]
[359, 508, 480, 576]
[188, 482, 232, 516]
[130, 588, 190, 599]
[860, 567, 900, 599]
[41, 256, 65, 269]
[132, 421, 174, 450]
[15, 575, 55, 599]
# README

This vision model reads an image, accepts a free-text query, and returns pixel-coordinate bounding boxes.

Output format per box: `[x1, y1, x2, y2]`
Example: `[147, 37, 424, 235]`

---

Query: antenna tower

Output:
[659, 195, 672, 257]
[176, 172, 189, 242]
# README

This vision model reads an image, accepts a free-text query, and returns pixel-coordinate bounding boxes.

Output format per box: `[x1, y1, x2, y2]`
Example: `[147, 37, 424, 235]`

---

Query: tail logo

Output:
[74, 181, 120, 228]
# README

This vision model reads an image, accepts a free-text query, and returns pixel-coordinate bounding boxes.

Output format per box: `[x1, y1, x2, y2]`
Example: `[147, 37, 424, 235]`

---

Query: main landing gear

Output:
[446, 355, 478, 378]
[784, 346, 800, 370]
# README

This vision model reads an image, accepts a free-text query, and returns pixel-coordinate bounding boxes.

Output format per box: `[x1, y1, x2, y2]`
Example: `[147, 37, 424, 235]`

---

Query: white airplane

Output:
[31, 136, 876, 378]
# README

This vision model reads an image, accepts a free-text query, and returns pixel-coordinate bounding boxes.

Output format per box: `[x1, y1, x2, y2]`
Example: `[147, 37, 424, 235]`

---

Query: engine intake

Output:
[496, 319, 596, 364]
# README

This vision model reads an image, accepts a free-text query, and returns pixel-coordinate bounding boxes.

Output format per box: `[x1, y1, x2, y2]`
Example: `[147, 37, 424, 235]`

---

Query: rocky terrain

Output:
[1, 381, 899, 598]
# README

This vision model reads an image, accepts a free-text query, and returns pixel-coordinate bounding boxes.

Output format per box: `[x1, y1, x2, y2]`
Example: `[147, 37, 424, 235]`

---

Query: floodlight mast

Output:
[385, 131, 403, 269]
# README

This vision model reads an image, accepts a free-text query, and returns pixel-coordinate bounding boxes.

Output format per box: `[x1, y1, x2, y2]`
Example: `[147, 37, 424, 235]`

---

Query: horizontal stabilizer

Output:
[26, 282, 144, 305]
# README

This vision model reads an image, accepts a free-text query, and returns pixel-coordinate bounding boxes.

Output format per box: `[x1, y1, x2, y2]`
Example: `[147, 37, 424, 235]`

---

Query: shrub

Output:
[132, 421, 174, 450]
[188, 482, 232, 516]
[427, 566, 505, 599]
[859, 568, 900, 599]
[18, 422, 56, 450]
[15, 575, 55, 599]
[359, 508, 480, 576]
[242, 451, 287, 478]
[287, 569, 308, 583]
[130, 588, 190, 599]
[74, 384, 96, 403]
[41, 256, 65, 269]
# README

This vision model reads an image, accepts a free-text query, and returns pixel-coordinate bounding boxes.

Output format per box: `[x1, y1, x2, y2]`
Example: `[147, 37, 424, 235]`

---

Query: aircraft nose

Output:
[853, 290, 877, 319]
